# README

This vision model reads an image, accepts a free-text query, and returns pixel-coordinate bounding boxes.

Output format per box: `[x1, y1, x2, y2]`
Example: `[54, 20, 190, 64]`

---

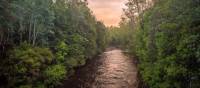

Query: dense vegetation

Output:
[0, 0, 108, 87]
[108, 22, 134, 50]
[1, 0, 200, 88]
[109, 0, 200, 88]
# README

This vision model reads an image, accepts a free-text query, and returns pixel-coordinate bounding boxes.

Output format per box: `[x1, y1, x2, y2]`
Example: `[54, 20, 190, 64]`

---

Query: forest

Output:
[0, 0, 200, 88]
[110, 0, 200, 88]
[0, 0, 108, 87]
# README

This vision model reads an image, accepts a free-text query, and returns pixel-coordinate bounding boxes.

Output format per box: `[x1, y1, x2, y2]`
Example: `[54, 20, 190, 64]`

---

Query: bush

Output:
[43, 64, 67, 86]
[9, 43, 53, 87]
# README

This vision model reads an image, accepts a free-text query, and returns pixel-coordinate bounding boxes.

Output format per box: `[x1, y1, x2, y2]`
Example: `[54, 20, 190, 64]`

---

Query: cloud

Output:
[88, 0, 126, 26]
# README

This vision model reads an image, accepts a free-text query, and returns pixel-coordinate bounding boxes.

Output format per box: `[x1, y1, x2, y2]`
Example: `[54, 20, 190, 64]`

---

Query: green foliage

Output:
[44, 64, 67, 86]
[96, 22, 108, 53]
[0, 0, 108, 87]
[8, 43, 53, 87]
[132, 0, 200, 87]
[110, 0, 200, 88]
[56, 41, 69, 63]
[108, 21, 134, 51]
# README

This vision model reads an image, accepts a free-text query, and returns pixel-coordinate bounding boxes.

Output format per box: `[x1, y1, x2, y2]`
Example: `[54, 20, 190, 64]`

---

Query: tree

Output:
[0, 0, 108, 87]
[133, 0, 200, 87]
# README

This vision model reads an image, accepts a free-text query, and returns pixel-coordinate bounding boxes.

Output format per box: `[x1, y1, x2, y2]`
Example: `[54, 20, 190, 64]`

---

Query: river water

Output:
[61, 48, 138, 88]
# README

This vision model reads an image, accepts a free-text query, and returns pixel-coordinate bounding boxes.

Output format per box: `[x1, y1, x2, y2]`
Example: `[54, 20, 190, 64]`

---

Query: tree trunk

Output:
[29, 16, 32, 44]
[32, 19, 36, 46]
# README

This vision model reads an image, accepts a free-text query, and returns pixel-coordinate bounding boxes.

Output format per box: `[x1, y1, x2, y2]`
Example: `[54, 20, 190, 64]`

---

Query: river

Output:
[61, 48, 138, 88]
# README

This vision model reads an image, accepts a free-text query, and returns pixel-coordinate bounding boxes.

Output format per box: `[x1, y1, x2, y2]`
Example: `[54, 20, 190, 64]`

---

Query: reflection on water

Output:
[61, 48, 138, 88]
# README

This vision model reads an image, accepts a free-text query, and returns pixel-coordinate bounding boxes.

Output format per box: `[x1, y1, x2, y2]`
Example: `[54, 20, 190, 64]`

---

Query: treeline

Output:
[108, 22, 134, 50]
[110, 0, 200, 88]
[0, 0, 108, 87]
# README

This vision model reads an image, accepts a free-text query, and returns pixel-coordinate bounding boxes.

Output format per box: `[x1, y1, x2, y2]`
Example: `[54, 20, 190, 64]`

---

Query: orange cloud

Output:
[88, 0, 127, 26]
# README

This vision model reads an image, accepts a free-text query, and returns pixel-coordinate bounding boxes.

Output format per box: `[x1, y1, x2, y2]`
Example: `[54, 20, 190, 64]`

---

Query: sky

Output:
[87, 0, 127, 27]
